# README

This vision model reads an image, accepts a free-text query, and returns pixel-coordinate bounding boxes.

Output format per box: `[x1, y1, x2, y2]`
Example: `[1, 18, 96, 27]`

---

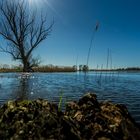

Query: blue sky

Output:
[1, 0, 140, 68]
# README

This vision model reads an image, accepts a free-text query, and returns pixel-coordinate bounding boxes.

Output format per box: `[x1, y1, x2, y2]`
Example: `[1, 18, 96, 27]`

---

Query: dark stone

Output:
[0, 93, 140, 140]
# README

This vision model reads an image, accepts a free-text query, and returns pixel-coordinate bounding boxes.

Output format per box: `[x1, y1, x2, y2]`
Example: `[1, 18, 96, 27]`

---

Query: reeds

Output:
[86, 22, 99, 70]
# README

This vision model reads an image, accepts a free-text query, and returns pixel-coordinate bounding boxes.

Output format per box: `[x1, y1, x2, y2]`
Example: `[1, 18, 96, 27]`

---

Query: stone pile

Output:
[0, 93, 140, 140]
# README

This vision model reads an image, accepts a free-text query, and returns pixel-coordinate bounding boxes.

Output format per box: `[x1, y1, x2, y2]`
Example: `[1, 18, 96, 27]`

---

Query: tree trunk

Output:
[23, 60, 30, 72]
[23, 63, 29, 72]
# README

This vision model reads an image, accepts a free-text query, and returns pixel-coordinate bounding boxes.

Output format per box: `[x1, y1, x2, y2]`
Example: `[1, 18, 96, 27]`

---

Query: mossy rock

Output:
[0, 93, 140, 140]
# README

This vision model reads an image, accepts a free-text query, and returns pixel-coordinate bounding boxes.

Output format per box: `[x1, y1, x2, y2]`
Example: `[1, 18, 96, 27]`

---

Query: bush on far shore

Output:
[0, 65, 77, 73]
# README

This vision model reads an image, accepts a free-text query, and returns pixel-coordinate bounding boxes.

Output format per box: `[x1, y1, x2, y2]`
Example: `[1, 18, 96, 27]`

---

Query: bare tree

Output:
[0, 0, 53, 72]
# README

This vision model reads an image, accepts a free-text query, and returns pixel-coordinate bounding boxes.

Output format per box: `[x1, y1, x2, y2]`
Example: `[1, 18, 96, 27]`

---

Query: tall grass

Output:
[86, 22, 99, 70]
[58, 90, 63, 112]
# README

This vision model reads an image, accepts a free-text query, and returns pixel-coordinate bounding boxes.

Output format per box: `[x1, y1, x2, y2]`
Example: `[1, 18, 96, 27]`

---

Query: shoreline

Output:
[1, 70, 140, 73]
[0, 93, 140, 139]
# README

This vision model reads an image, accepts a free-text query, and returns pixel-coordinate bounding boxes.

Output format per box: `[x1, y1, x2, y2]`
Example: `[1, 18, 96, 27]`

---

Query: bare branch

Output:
[0, 45, 21, 60]
[0, 0, 53, 72]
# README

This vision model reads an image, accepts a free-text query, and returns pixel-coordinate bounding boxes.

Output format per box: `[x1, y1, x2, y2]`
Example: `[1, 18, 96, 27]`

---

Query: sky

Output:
[1, 0, 140, 69]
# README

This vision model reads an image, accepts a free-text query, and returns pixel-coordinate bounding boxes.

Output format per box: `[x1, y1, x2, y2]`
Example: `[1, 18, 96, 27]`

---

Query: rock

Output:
[0, 93, 139, 140]
[65, 93, 140, 140]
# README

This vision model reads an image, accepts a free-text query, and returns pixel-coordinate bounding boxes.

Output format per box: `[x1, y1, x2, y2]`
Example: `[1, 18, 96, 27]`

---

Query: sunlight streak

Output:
[27, 0, 58, 14]
[42, 0, 64, 24]
[28, 0, 40, 7]
[25, 0, 64, 25]
[27, 0, 56, 13]
[43, 0, 57, 13]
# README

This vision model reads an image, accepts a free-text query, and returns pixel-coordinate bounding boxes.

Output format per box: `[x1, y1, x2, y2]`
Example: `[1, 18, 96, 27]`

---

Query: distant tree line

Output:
[117, 67, 140, 71]
[0, 64, 77, 72]
[1, 62, 140, 73]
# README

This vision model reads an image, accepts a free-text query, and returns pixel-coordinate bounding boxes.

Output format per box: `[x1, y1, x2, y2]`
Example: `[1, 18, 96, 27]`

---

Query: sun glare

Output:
[28, 0, 38, 6]
[27, 0, 49, 8]
[26, 0, 60, 20]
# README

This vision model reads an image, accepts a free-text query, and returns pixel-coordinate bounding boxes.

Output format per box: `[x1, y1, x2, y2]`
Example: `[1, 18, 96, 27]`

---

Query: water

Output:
[0, 72, 140, 124]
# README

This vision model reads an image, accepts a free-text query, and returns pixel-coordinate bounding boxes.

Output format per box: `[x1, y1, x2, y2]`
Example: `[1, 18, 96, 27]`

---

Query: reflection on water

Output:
[12, 78, 31, 101]
[0, 72, 140, 123]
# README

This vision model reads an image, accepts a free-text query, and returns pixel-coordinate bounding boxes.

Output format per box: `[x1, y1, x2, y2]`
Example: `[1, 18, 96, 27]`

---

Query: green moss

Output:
[18, 100, 32, 106]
